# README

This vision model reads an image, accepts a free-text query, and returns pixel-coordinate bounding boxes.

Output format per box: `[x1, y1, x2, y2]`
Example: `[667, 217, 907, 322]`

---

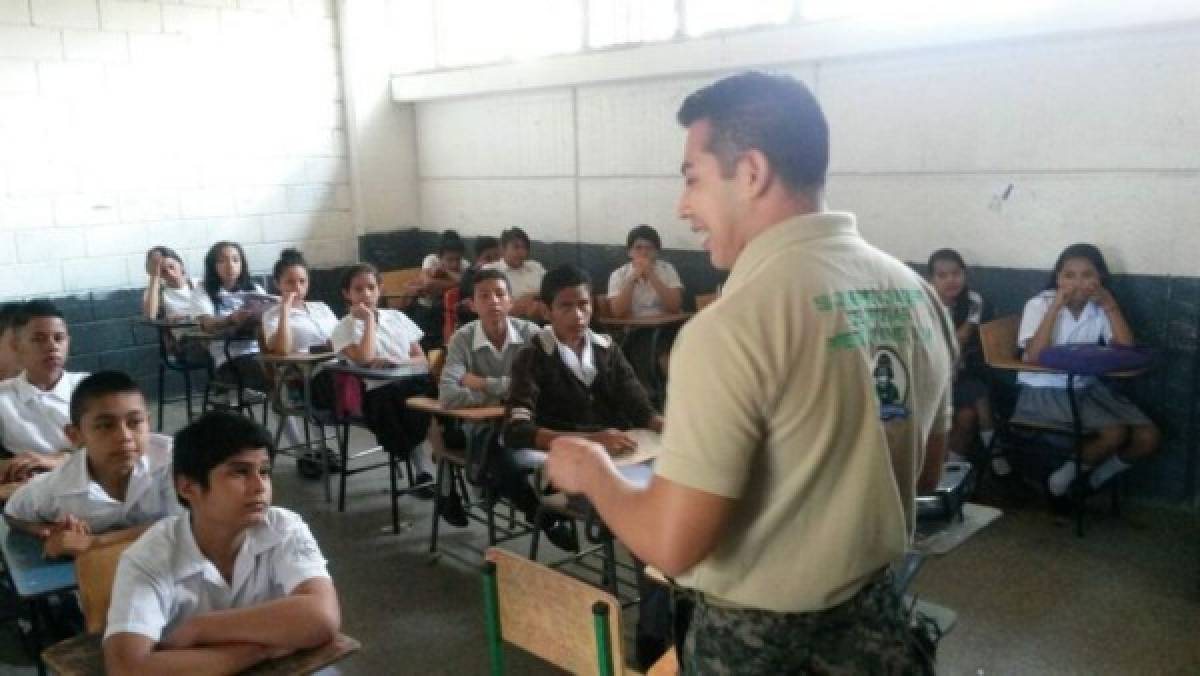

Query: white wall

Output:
[0, 0, 356, 300]
[412, 22, 1200, 277]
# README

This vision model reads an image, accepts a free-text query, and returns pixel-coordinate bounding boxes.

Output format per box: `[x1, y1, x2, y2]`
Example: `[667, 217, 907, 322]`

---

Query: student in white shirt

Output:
[436, 269, 539, 526]
[262, 249, 338, 356]
[142, 247, 208, 321]
[607, 224, 684, 319]
[0, 301, 88, 496]
[483, 227, 546, 320]
[104, 411, 340, 676]
[1016, 243, 1160, 501]
[0, 303, 21, 382]
[5, 371, 180, 558]
[412, 230, 467, 348]
[197, 241, 270, 392]
[330, 263, 435, 495]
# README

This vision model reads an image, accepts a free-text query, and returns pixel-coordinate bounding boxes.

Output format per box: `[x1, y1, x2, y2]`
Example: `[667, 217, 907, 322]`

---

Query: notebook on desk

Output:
[613, 428, 662, 466]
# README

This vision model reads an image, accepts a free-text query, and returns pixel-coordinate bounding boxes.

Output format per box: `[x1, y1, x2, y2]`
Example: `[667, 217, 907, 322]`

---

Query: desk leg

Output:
[1066, 374, 1085, 537]
[27, 600, 45, 676]
[302, 364, 330, 504]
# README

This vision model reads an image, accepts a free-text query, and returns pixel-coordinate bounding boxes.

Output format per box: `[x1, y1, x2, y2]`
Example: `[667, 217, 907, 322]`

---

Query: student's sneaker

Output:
[437, 492, 469, 527]
[543, 519, 579, 553]
[412, 472, 436, 500]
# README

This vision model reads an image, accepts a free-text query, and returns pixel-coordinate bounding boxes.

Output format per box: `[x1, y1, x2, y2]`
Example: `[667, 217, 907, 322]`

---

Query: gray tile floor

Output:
[1, 400, 1198, 674]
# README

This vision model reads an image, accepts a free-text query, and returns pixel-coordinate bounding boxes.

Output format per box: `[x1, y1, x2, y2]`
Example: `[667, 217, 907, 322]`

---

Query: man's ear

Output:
[737, 148, 774, 200]
[176, 475, 201, 506]
[64, 424, 84, 449]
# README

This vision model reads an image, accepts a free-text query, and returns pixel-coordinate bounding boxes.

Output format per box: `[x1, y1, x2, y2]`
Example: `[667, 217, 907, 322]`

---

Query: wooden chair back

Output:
[76, 539, 134, 633]
[980, 316, 1023, 369]
[428, 348, 446, 383]
[484, 547, 628, 675]
[379, 268, 423, 308]
[593, 294, 613, 320]
[694, 292, 717, 311]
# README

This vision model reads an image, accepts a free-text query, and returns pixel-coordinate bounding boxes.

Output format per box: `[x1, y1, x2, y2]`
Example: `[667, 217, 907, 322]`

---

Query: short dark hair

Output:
[0, 303, 23, 335]
[69, 371, 143, 426]
[626, 224, 661, 251]
[145, 246, 183, 269]
[173, 411, 274, 507]
[13, 300, 64, 331]
[340, 262, 378, 291]
[1047, 243, 1111, 290]
[500, 227, 531, 249]
[438, 230, 466, 256]
[540, 264, 592, 306]
[677, 71, 829, 193]
[471, 268, 511, 293]
[273, 248, 308, 281]
[474, 236, 500, 257]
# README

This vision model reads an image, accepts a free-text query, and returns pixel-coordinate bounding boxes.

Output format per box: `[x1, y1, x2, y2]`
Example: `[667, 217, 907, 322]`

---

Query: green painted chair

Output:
[482, 547, 632, 676]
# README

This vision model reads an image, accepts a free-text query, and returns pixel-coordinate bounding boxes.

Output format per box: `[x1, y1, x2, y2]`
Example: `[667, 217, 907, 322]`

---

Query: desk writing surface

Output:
[0, 518, 77, 599]
[326, 361, 431, 380]
[41, 632, 362, 676]
[258, 352, 337, 365]
[612, 429, 662, 467]
[595, 313, 692, 328]
[405, 396, 504, 421]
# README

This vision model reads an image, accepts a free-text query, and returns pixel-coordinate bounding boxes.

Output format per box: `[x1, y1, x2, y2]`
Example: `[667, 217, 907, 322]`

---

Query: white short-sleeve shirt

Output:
[159, 280, 209, 319]
[331, 309, 424, 390]
[4, 434, 180, 532]
[104, 507, 330, 642]
[196, 285, 268, 364]
[483, 260, 546, 300]
[0, 371, 88, 455]
[1016, 290, 1114, 388]
[261, 302, 338, 353]
[607, 260, 684, 318]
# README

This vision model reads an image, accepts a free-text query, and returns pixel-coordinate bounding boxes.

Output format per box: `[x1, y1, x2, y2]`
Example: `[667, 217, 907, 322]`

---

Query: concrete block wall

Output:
[0, 0, 355, 301]
[402, 22, 1200, 506]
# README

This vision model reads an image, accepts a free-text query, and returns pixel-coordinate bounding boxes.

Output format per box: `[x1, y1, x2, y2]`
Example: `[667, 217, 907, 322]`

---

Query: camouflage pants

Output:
[675, 575, 935, 676]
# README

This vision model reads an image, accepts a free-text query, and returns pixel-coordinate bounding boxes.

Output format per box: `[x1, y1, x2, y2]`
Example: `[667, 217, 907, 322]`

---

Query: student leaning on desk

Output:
[104, 412, 340, 676]
[4, 372, 180, 558]
[0, 301, 88, 498]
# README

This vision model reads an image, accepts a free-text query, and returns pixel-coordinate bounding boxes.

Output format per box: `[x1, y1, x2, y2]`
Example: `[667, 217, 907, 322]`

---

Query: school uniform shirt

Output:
[656, 212, 956, 613]
[606, 260, 684, 318]
[502, 327, 657, 451]
[0, 371, 88, 455]
[261, 302, 338, 353]
[4, 433, 180, 532]
[330, 309, 424, 391]
[104, 507, 329, 642]
[196, 285, 268, 365]
[482, 259, 546, 300]
[159, 279, 209, 319]
[1017, 290, 1114, 389]
[439, 318, 539, 409]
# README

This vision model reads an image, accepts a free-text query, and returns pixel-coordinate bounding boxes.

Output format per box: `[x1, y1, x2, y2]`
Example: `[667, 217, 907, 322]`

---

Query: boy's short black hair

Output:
[13, 300, 64, 331]
[474, 236, 500, 257]
[540, 264, 592, 307]
[471, 268, 511, 294]
[626, 224, 662, 251]
[500, 227, 531, 249]
[0, 302, 23, 334]
[173, 411, 274, 507]
[438, 230, 466, 256]
[69, 371, 144, 426]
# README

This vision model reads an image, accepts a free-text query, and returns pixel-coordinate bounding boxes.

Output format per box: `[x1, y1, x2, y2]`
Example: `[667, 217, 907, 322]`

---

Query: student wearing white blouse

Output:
[141, 247, 208, 321]
[262, 249, 338, 356]
[331, 263, 436, 495]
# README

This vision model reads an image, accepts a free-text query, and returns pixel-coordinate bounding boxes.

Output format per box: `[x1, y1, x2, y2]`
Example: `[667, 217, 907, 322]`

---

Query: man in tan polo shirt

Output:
[545, 71, 955, 673]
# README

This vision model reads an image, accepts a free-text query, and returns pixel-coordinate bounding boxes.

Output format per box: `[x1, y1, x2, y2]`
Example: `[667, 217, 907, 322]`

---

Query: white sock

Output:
[1089, 455, 1131, 489]
[980, 429, 995, 448]
[1047, 461, 1078, 496]
[946, 450, 967, 464]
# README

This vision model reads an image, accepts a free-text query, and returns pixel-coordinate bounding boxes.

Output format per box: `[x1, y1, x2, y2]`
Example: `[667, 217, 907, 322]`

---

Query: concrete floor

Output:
[1, 400, 1198, 674]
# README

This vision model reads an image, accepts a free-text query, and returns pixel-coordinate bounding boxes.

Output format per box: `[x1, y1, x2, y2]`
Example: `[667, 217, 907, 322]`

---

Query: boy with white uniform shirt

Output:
[0, 301, 89, 498]
[104, 411, 340, 676]
[5, 371, 180, 558]
[483, 227, 546, 320]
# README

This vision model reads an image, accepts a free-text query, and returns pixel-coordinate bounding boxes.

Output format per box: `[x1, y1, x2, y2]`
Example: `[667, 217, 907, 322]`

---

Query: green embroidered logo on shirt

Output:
[814, 288, 934, 350]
